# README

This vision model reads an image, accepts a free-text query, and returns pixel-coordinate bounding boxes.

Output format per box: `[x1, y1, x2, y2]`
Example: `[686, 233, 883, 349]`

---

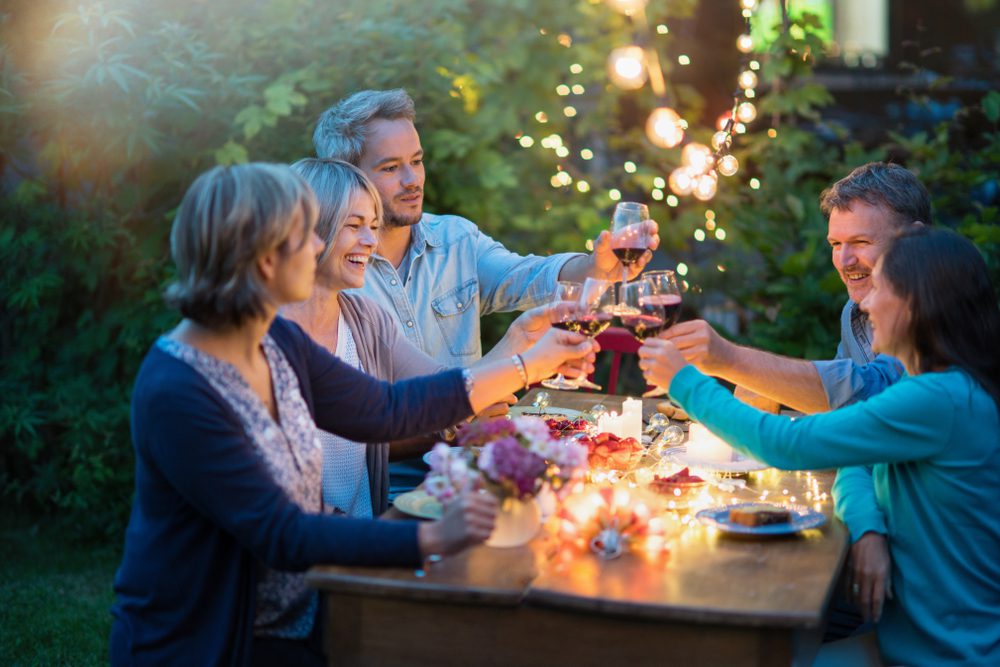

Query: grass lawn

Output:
[0, 510, 121, 666]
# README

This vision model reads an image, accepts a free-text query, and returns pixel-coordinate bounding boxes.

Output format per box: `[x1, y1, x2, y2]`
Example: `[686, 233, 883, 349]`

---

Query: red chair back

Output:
[589, 326, 640, 394]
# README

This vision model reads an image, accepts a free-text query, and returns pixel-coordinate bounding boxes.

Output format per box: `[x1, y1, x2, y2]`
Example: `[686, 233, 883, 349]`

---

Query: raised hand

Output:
[637, 337, 690, 392]
[659, 319, 733, 374]
[592, 220, 660, 281]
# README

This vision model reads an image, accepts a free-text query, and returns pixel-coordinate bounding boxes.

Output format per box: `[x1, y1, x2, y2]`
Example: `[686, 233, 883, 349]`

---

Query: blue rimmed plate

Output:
[696, 502, 827, 535]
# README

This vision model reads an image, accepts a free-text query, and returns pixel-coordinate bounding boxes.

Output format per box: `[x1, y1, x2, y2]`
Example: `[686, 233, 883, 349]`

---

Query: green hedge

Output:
[1, 2, 996, 536]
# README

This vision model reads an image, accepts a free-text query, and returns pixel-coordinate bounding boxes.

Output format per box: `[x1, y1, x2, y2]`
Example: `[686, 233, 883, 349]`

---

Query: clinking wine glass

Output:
[639, 269, 683, 398]
[618, 281, 667, 342]
[541, 281, 584, 391]
[609, 201, 652, 314]
[567, 278, 616, 391]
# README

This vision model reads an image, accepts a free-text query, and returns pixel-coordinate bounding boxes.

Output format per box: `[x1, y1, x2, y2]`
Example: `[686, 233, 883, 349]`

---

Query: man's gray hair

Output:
[313, 89, 416, 164]
[820, 162, 932, 227]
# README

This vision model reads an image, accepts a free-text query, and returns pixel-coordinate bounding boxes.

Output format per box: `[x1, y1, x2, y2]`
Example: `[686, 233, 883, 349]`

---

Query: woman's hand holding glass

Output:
[525, 317, 600, 388]
[637, 337, 690, 396]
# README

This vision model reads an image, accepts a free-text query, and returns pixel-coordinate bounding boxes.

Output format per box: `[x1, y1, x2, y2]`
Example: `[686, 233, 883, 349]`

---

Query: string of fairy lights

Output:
[606, 0, 761, 201]
[516, 0, 764, 209]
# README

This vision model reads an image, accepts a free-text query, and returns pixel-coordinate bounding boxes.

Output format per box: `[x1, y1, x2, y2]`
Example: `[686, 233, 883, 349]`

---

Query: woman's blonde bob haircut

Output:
[290, 158, 383, 271]
[165, 163, 319, 328]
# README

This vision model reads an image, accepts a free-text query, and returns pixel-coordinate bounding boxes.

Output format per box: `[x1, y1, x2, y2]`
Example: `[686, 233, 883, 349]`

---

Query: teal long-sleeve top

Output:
[669, 365, 1000, 667]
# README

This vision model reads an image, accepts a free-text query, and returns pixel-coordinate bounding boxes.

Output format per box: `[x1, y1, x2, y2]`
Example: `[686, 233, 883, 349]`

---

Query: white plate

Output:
[508, 406, 584, 419]
[665, 447, 769, 473]
[696, 503, 827, 535]
[420, 445, 479, 465]
[393, 490, 443, 520]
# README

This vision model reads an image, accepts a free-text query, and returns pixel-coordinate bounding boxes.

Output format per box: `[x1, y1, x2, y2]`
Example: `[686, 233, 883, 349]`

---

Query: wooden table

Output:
[308, 390, 849, 667]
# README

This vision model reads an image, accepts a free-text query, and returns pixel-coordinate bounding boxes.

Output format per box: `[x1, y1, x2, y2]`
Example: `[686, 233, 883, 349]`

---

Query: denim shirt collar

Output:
[409, 213, 445, 254]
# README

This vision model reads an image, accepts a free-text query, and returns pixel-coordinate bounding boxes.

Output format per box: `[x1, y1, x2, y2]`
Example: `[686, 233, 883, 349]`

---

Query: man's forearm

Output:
[557, 254, 605, 283]
[712, 344, 831, 414]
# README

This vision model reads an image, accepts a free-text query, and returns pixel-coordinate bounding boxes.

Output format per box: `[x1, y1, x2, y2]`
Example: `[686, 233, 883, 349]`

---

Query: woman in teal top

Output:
[638, 227, 1000, 667]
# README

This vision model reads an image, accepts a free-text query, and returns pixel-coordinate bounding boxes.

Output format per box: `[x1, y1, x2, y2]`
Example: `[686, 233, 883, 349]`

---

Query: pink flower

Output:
[422, 416, 588, 502]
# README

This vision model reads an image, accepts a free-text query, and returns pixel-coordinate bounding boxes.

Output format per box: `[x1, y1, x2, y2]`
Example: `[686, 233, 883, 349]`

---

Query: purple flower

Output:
[478, 436, 547, 498]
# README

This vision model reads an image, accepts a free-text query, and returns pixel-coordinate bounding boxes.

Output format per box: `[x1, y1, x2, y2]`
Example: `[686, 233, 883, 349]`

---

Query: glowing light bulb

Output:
[736, 101, 757, 124]
[711, 130, 730, 151]
[608, 46, 647, 90]
[717, 154, 739, 177]
[716, 111, 733, 131]
[737, 34, 754, 53]
[668, 167, 695, 196]
[645, 107, 684, 148]
[556, 84, 570, 96]
[518, 135, 534, 148]
[606, 0, 648, 15]
[740, 0, 758, 10]
[693, 173, 718, 201]
[738, 70, 758, 90]
[681, 142, 713, 173]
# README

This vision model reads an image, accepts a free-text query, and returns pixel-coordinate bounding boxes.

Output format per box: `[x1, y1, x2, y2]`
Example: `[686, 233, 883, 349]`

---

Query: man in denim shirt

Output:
[312, 89, 659, 494]
[659, 162, 931, 629]
[312, 88, 658, 368]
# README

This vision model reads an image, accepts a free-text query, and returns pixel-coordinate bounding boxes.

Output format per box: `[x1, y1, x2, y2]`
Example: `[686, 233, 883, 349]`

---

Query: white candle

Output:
[622, 397, 643, 442]
[687, 423, 735, 463]
[597, 411, 621, 435]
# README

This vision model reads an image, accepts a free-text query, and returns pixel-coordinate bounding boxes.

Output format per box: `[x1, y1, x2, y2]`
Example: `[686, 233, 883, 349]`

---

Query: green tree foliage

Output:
[0, 2, 996, 535]
[0, 0, 684, 534]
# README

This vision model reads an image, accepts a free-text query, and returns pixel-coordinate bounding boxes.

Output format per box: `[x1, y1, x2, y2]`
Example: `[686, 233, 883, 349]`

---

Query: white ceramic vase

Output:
[485, 495, 541, 548]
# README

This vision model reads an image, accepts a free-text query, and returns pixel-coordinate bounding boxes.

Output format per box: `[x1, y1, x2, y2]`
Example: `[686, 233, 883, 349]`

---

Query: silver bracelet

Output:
[511, 354, 529, 389]
[461, 367, 475, 397]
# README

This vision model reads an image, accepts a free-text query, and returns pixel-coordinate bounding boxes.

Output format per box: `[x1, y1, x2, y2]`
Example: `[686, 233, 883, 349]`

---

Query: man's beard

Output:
[382, 200, 422, 228]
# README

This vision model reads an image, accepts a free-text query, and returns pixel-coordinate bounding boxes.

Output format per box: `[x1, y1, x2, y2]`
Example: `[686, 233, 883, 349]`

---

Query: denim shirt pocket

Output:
[430, 279, 478, 357]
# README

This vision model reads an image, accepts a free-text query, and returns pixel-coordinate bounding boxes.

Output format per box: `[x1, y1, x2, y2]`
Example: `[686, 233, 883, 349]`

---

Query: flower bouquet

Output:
[424, 417, 588, 547]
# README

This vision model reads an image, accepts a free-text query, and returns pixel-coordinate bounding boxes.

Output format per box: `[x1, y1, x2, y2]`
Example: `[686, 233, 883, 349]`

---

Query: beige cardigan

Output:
[338, 293, 446, 514]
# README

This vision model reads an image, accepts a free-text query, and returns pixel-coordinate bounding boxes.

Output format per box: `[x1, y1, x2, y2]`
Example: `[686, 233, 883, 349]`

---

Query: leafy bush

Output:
[1, 2, 995, 536]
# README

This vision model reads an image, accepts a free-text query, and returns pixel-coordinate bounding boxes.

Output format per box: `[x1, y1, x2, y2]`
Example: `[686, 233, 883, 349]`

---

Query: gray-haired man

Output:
[656, 162, 931, 629]
[313, 88, 659, 368]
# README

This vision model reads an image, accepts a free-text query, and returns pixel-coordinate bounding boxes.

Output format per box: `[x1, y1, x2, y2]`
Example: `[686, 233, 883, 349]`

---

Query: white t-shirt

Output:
[318, 316, 373, 518]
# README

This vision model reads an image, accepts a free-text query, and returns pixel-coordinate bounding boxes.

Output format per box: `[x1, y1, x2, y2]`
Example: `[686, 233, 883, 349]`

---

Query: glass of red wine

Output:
[639, 269, 682, 398]
[542, 281, 585, 390]
[609, 201, 651, 314]
[618, 281, 667, 342]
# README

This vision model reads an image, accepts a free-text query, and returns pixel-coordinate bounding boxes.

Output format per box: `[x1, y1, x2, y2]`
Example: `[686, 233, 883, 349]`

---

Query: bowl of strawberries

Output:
[649, 467, 708, 504]
[544, 416, 591, 440]
[574, 432, 645, 471]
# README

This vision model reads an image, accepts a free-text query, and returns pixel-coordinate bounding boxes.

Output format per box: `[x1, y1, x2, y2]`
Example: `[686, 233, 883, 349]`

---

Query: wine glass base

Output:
[573, 377, 603, 391]
[541, 376, 581, 391]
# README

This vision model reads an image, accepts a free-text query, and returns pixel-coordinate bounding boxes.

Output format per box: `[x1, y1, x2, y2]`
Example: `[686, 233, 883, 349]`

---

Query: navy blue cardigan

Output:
[111, 317, 471, 666]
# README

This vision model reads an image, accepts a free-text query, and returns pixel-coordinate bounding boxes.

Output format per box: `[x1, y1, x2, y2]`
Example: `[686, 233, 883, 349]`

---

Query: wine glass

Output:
[639, 270, 683, 398]
[618, 281, 667, 342]
[609, 202, 652, 313]
[570, 278, 616, 391]
[541, 281, 584, 390]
